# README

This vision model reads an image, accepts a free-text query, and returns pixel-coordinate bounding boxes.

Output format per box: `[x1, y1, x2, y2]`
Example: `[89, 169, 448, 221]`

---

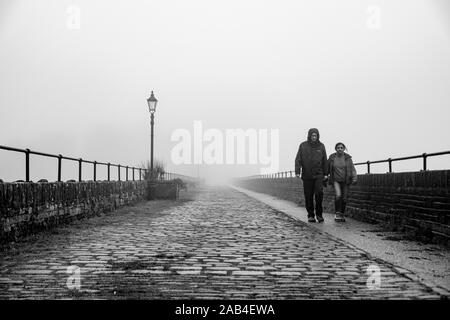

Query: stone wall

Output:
[147, 180, 179, 200]
[0, 181, 146, 243]
[234, 170, 450, 245]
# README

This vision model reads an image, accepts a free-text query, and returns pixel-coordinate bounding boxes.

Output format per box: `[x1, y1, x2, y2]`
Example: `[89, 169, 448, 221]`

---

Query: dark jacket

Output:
[327, 152, 357, 185]
[295, 128, 328, 179]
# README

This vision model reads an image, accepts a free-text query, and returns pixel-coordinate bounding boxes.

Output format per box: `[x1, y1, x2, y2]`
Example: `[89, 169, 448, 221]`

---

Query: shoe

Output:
[334, 213, 345, 222]
[316, 216, 324, 223]
[308, 217, 316, 223]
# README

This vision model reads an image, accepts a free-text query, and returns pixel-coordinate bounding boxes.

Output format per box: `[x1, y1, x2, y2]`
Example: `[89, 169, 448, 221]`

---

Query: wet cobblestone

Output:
[0, 186, 447, 299]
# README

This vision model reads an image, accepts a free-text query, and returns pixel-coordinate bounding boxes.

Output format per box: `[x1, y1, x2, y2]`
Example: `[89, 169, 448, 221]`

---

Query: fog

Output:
[1, 0, 449, 184]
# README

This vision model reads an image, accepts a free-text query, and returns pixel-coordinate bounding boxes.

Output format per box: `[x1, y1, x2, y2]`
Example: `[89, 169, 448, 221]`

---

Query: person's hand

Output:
[295, 174, 300, 178]
[323, 175, 329, 182]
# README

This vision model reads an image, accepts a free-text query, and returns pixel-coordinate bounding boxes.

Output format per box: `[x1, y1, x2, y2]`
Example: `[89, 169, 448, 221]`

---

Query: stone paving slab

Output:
[231, 184, 450, 294]
[0, 186, 448, 299]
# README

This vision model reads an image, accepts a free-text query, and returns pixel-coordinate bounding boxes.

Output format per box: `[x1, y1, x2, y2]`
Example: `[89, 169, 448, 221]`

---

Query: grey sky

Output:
[1, 0, 449, 183]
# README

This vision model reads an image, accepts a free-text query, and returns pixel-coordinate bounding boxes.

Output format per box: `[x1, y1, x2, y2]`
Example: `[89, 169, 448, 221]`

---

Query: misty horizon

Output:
[1, 0, 450, 184]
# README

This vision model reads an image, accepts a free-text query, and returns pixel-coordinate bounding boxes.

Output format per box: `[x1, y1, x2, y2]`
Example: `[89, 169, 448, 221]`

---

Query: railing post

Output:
[422, 153, 427, 171]
[139, 168, 142, 181]
[58, 154, 62, 182]
[132, 167, 135, 181]
[367, 161, 370, 174]
[78, 158, 83, 182]
[126, 166, 129, 181]
[25, 149, 30, 182]
[118, 165, 121, 181]
[93, 161, 97, 181]
[107, 163, 111, 181]
[388, 158, 392, 173]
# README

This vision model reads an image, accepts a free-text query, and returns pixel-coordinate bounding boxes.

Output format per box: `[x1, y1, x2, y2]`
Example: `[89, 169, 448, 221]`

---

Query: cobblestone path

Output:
[0, 186, 446, 299]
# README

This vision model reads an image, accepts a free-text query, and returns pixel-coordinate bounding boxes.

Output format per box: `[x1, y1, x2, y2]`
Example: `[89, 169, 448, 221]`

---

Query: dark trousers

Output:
[302, 178, 324, 218]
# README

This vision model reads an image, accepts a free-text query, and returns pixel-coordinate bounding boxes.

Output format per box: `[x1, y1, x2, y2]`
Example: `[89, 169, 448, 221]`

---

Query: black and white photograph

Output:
[0, 0, 449, 314]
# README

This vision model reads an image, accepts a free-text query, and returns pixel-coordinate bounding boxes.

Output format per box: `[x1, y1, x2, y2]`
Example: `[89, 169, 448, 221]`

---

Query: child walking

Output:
[327, 142, 357, 222]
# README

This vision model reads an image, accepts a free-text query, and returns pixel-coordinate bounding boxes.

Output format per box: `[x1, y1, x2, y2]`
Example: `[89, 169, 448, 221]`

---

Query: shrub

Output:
[141, 159, 166, 181]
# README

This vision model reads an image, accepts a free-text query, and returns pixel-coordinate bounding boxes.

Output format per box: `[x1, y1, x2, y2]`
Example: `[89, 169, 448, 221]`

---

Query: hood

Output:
[307, 128, 320, 143]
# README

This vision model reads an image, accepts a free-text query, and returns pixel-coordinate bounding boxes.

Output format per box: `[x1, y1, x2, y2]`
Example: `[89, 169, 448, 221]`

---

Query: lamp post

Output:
[147, 91, 158, 178]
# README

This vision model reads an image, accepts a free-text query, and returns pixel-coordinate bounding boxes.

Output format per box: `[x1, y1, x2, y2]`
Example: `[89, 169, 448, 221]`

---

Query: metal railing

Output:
[238, 150, 450, 179]
[0, 144, 147, 182]
[239, 171, 297, 180]
[0, 144, 200, 183]
[354, 150, 450, 174]
[161, 172, 198, 182]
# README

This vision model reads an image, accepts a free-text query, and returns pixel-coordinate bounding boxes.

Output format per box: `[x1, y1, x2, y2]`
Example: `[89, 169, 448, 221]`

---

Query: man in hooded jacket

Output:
[295, 128, 328, 222]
